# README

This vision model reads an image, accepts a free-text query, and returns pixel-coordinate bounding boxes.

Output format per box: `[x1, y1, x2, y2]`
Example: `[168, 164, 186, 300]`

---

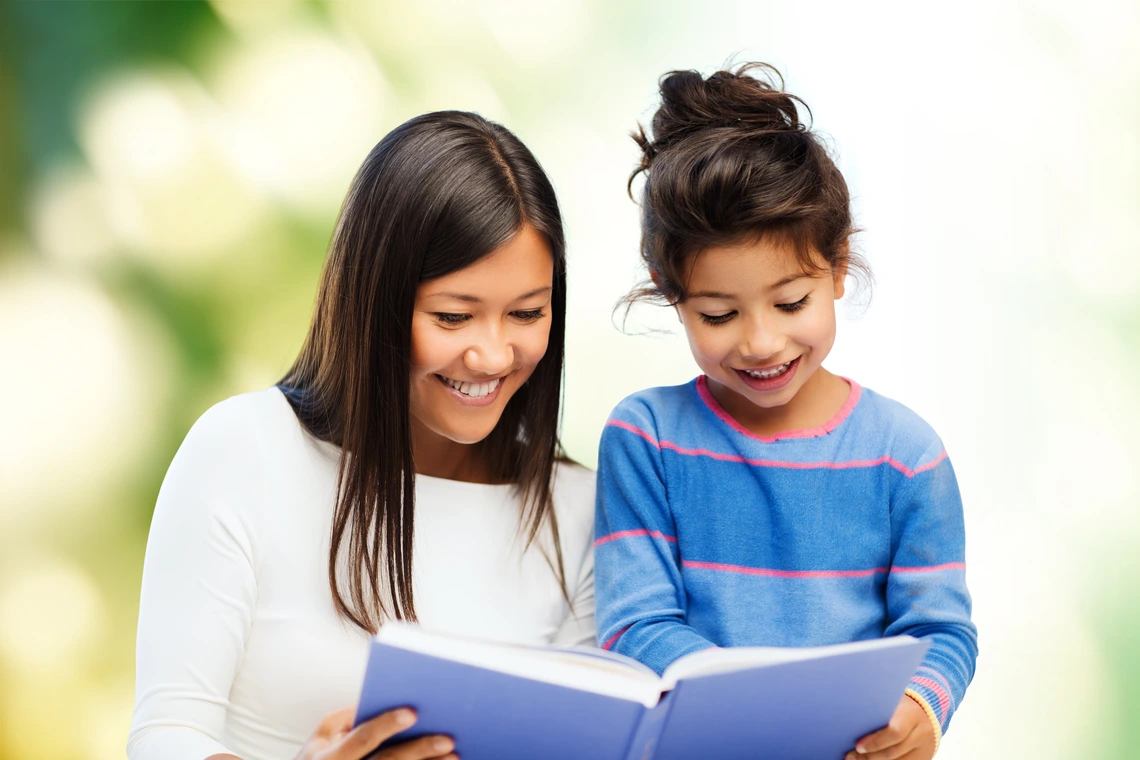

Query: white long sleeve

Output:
[128, 388, 596, 760]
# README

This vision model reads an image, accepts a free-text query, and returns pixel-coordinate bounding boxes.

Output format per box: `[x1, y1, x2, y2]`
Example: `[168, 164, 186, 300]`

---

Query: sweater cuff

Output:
[904, 688, 942, 753]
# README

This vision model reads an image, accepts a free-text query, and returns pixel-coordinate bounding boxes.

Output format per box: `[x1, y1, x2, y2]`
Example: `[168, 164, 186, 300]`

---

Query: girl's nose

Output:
[739, 321, 785, 361]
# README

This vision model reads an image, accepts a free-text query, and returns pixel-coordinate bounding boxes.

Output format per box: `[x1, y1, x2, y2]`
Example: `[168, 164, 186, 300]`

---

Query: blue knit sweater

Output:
[595, 376, 977, 738]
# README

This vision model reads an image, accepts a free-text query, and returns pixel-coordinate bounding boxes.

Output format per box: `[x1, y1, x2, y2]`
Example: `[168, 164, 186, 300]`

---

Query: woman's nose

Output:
[464, 328, 514, 375]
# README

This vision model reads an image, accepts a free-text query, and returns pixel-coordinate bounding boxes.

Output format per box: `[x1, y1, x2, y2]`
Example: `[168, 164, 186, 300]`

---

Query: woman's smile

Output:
[434, 372, 506, 406]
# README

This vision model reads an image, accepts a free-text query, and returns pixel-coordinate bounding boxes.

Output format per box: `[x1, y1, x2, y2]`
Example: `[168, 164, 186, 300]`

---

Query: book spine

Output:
[621, 691, 677, 760]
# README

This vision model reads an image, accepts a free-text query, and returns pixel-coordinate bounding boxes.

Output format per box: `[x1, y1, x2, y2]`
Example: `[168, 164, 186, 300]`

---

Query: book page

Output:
[542, 646, 660, 679]
[375, 623, 665, 707]
[661, 635, 920, 686]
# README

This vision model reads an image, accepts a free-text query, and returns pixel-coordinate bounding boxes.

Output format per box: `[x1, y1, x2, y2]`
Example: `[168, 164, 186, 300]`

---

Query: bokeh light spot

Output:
[0, 556, 106, 675]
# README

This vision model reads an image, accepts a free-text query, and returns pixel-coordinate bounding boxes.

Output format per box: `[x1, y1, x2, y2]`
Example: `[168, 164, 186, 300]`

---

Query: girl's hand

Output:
[293, 706, 457, 760]
[845, 695, 936, 760]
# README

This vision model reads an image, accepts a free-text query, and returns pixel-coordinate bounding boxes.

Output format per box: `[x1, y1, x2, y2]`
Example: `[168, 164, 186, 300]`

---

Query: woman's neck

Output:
[410, 419, 498, 483]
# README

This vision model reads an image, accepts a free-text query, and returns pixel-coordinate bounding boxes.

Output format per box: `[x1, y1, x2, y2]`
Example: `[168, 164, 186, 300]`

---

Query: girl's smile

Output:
[734, 355, 801, 392]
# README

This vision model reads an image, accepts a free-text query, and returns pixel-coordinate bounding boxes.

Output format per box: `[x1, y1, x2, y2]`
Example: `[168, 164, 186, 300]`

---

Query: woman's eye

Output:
[776, 295, 809, 312]
[698, 311, 736, 325]
[512, 309, 546, 322]
[433, 313, 471, 325]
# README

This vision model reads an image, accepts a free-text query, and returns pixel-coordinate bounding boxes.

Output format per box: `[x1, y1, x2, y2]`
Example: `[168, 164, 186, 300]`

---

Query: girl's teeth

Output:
[746, 361, 791, 379]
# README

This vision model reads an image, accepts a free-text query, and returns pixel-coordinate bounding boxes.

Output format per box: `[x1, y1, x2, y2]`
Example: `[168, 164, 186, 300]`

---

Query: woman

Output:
[128, 111, 596, 760]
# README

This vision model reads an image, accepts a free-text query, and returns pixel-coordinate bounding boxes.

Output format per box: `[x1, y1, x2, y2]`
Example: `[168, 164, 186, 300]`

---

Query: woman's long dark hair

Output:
[278, 111, 569, 632]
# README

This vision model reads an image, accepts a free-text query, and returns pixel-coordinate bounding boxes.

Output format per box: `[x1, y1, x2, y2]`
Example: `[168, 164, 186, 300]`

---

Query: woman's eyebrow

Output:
[514, 286, 553, 300]
[424, 286, 553, 303]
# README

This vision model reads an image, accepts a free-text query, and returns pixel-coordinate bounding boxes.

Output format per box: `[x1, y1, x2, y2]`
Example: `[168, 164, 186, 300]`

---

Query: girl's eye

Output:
[512, 309, 546, 322]
[699, 311, 737, 325]
[776, 295, 809, 312]
[434, 313, 471, 325]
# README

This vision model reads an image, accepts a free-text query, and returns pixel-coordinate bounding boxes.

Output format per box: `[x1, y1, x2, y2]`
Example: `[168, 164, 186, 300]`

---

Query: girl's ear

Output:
[832, 241, 851, 300]
[648, 269, 686, 323]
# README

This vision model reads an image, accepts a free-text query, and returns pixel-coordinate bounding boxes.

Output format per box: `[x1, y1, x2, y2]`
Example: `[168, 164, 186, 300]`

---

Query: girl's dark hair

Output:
[278, 111, 568, 632]
[624, 62, 868, 308]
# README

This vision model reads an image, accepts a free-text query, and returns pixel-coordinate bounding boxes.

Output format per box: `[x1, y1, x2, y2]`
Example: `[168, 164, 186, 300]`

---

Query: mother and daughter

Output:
[128, 63, 976, 760]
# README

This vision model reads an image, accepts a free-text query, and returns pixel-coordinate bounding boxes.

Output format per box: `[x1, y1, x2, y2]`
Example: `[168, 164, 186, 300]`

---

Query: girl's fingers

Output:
[846, 724, 918, 760]
[330, 708, 417, 760]
[852, 709, 912, 755]
[377, 734, 456, 760]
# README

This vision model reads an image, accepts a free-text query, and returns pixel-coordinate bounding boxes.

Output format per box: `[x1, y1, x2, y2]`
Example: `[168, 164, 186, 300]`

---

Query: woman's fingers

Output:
[329, 708, 418, 760]
[377, 734, 456, 759]
[316, 706, 358, 739]
[307, 706, 456, 760]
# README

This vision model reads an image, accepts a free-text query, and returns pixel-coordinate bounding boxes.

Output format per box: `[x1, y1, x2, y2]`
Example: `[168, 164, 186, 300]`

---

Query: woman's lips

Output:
[435, 373, 505, 407]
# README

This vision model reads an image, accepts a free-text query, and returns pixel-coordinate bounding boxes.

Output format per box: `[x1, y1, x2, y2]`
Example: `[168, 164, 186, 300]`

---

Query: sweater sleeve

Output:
[594, 413, 717, 675]
[127, 401, 263, 760]
[883, 442, 978, 740]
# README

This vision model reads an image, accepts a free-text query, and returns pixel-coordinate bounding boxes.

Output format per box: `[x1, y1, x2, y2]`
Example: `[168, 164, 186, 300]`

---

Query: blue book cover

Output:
[354, 625, 929, 760]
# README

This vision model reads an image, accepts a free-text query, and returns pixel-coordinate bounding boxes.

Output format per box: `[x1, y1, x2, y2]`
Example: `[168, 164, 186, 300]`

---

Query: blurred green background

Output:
[1, 1, 1137, 758]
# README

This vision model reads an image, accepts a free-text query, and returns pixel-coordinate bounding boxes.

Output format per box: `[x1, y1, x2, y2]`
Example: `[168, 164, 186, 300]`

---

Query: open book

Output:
[355, 623, 929, 760]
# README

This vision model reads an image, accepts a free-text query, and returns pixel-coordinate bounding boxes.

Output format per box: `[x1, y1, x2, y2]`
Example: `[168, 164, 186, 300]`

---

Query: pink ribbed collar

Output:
[694, 374, 862, 443]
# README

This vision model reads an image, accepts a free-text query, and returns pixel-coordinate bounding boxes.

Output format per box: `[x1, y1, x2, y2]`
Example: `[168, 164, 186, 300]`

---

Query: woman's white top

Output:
[127, 387, 596, 760]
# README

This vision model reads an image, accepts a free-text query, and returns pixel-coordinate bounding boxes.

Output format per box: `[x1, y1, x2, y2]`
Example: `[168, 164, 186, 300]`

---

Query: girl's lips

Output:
[435, 373, 505, 407]
[734, 356, 800, 392]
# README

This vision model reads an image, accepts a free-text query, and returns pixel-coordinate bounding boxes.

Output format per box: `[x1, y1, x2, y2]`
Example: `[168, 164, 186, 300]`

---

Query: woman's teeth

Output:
[442, 376, 501, 398]
[744, 361, 792, 379]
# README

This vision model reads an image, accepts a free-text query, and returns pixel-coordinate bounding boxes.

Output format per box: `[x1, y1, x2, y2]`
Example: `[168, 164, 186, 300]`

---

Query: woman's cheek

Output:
[516, 325, 551, 375]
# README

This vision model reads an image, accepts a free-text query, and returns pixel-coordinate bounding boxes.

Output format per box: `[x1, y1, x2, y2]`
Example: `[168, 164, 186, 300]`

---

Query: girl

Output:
[129, 111, 596, 760]
[595, 65, 977, 760]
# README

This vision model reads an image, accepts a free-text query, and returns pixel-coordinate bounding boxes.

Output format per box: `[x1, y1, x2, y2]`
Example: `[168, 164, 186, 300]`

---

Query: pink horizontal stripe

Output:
[892, 562, 966, 573]
[683, 560, 888, 578]
[601, 625, 631, 651]
[681, 561, 967, 578]
[917, 667, 957, 711]
[595, 529, 678, 547]
[607, 419, 948, 479]
[912, 677, 951, 724]
[696, 375, 862, 442]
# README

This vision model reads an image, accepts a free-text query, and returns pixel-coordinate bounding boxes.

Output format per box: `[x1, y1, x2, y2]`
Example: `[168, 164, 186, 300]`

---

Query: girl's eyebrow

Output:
[687, 289, 735, 300]
[770, 273, 811, 289]
[424, 286, 552, 304]
[688, 274, 810, 300]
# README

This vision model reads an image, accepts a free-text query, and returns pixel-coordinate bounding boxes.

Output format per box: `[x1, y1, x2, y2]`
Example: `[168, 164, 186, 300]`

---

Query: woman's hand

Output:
[845, 695, 936, 760]
[294, 707, 457, 760]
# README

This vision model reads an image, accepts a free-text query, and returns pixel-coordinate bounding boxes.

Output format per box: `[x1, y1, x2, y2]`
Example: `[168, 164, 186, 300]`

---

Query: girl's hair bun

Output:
[632, 63, 809, 178]
[621, 61, 867, 314]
